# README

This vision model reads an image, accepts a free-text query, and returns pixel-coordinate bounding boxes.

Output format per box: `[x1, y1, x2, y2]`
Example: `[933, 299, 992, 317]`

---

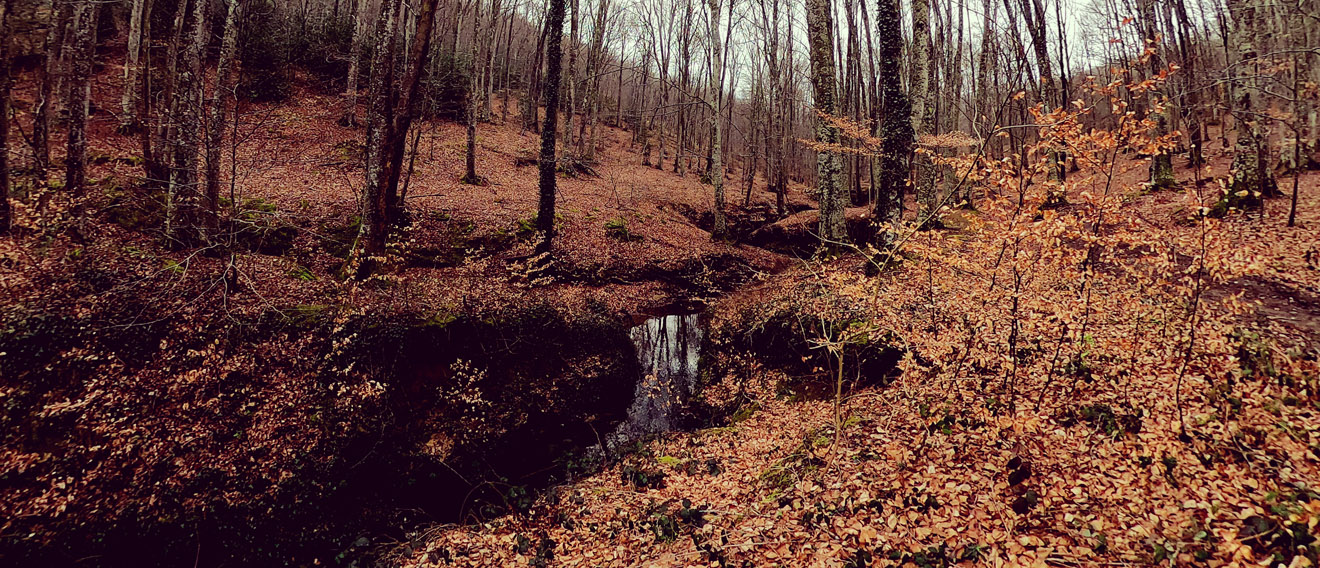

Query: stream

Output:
[607, 312, 704, 449]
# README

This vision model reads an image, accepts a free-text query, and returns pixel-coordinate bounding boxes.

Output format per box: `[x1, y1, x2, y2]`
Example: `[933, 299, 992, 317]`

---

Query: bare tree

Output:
[708, 0, 728, 239]
[537, 0, 569, 256]
[32, 0, 69, 179]
[66, 0, 100, 198]
[911, 0, 936, 225]
[354, 0, 402, 268]
[0, 0, 11, 234]
[341, 0, 375, 126]
[1139, 0, 1175, 188]
[875, 0, 912, 250]
[1225, 0, 1277, 206]
[354, 0, 442, 270]
[464, 0, 486, 184]
[121, 0, 153, 133]
[805, 0, 844, 243]
[205, 0, 245, 233]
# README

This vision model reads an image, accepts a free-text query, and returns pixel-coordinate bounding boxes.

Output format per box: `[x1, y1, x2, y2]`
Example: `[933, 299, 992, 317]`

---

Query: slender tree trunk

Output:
[875, 0, 912, 250]
[66, 1, 100, 198]
[464, 0, 485, 183]
[805, 0, 845, 243]
[483, 0, 503, 119]
[166, 0, 207, 246]
[708, 0, 728, 240]
[1172, 0, 1203, 166]
[342, 0, 374, 126]
[1225, 0, 1277, 207]
[581, 0, 609, 157]
[911, 0, 937, 225]
[500, 2, 515, 122]
[1014, 0, 1065, 196]
[563, 0, 580, 149]
[537, 0, 568, 256]
[1140, 0, 1175, 188]
[0, 0, 11, 234]
[32, 0, 67, 179]
[383, 0, 442, 217]
[121, 0, 151, 133]
[205, 0, 244, 234]
[523, 13, 549, 133]
[356, 0, 402, 266]
[156, 0, 188, 192]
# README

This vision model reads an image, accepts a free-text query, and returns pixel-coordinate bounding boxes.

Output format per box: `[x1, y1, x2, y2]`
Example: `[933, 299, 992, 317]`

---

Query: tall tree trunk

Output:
[1139, 0, 1175, 188]
[537, 0, 568, 256]
[483, 0, 503, 119]
[205, 0, 244, 234]
[464, 0, 485, 183]
[355, 0, 402, 267]
[1013, 0, 1065, 196]
[708, 0, 728, 240]
[341, 0, 374, 126]
[156, 0, 188, 192]
[0, 0, 11, 234]
[121, 0, 152, 133]
[33, 0, 68, 179]
[674, 0, 692, 176]
[523, 12, 549, 133]
[805, 0, 845, 243]
[1225, 0, 1277, 207]
[382, 0, 443, 219]
[875, 0, 912, 250]
[166, 0, 207, 246]
[911, 0, 936, 225]
[581, 0, 609, 157]
[1172, 0, 1203, 166]
[66, 0, 100, 198]
[562, 0, 580, 149]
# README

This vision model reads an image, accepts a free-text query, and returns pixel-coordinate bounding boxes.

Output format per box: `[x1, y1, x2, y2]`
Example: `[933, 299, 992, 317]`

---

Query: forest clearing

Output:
[0, 0, 1318, 566]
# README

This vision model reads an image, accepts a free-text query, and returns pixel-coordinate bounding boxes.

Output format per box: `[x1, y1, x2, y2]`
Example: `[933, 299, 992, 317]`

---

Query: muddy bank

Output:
[0, 302, 685, 567]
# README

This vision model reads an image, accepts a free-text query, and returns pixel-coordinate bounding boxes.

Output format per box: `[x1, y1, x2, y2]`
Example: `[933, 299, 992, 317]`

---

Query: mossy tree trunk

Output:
[708, 0, 728, 240]
[805, 0, 845, 244]
[875, 0, 911, 250]
[537, 0, 568, 256]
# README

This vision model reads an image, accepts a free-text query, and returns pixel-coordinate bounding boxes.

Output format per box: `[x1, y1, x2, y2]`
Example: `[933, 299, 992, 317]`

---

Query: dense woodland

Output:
[1, 0, 1319, 565]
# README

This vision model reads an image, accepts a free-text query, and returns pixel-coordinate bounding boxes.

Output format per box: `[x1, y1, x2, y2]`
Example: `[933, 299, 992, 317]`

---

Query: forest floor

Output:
[3, 58, 1320, 568]
[391, 145, 1320, 566]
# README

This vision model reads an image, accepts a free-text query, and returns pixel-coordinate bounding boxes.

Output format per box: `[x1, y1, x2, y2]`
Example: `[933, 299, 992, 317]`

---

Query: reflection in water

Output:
[607, 313, 702, 449]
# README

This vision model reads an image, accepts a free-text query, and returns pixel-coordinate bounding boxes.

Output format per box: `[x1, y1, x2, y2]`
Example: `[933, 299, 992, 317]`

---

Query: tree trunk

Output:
[805, 0, 844, 244]
[0, 0, 11, 234]
[121, 0, 152, 134]
[537, 0, 568, 256]
[355, 0, 402, 266]
[708, 0, 728, 240]
[1172, 0, 1203, 166]
[1225, 0, 1277, 207]
[381, 0, 443, 219]
[205, 0, 244, 234]
[911, 0, 937, 226]
[464, 0, 485, 184]
[563, 0, 580, 150]
[33, 0, 68, 179]
[66, 0, 100, 198]
[1013, 0, 1065, 195]
[342, 0, 375, 127]
[875, 0, 911, 250]
[165, 0, 206, 246]
[483, 0, 503, 119]
[1138, 0, 1175, 189]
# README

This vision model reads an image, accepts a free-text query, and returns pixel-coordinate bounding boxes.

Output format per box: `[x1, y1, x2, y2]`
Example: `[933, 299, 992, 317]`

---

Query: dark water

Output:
[16, 313, 708, 567]
[607, 312, 703, 449]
